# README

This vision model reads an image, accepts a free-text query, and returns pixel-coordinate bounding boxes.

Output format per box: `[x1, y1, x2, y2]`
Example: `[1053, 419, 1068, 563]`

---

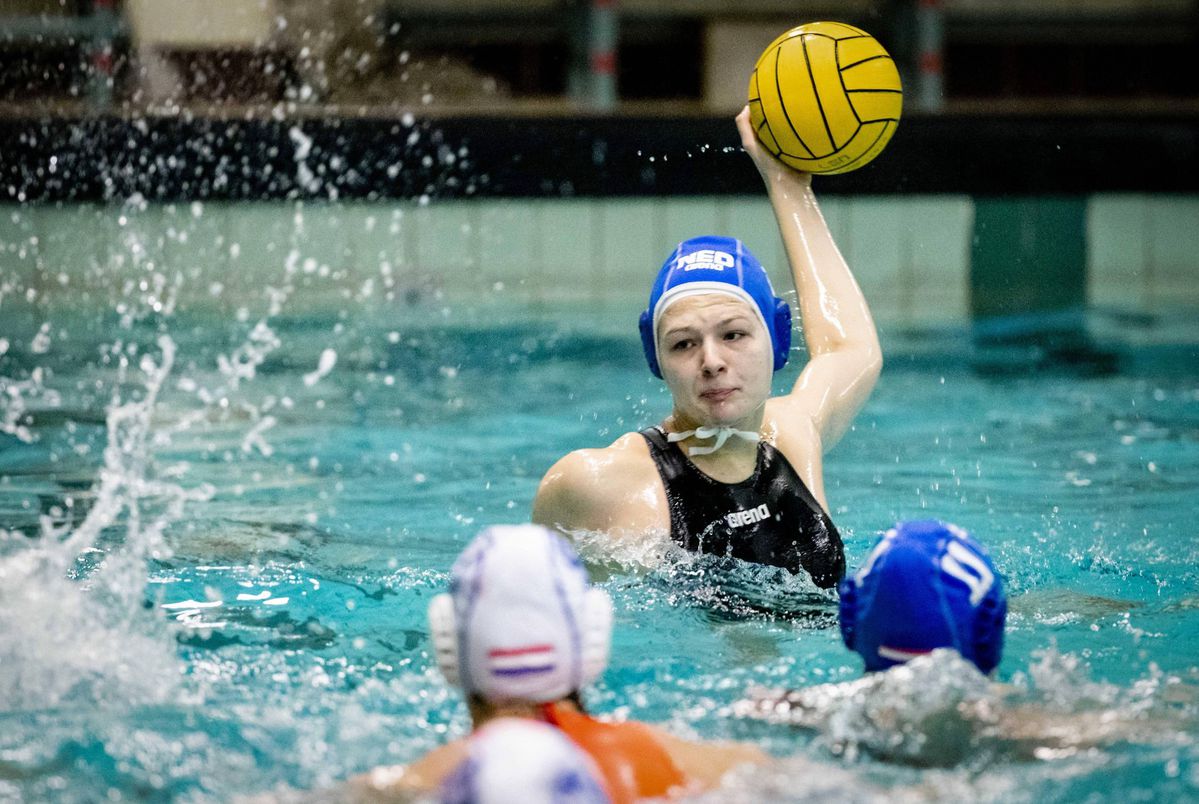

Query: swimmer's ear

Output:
[972, 587, 1007, 675]
[639, 310, 663, 379]
[837, 576, 858, 652]
[428, 593, 461, 686]
[771, 298, 792, 372]
[580, 589, 613, 687]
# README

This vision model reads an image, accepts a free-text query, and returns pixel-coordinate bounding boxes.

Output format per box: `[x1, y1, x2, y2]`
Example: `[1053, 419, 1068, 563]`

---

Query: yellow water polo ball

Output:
[748, 21, 903, 175]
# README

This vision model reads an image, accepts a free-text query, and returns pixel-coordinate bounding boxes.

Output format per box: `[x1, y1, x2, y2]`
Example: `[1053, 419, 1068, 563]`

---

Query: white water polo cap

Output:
[639, 235, 792, 378]
[428, 524, 613, 703]
[438, 718, 612, 804]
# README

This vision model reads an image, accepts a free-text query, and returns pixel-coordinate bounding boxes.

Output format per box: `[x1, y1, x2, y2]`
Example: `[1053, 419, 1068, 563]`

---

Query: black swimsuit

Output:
[640, 426, 845, 588]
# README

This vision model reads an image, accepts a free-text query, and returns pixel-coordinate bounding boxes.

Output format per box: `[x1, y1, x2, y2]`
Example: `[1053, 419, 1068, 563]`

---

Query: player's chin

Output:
[697, 395, 748, 422]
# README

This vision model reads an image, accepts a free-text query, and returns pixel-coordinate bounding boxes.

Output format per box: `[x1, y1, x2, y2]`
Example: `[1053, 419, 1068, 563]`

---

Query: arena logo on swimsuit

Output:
[675, 250, 736, 272]
[725, 503, 771, 528]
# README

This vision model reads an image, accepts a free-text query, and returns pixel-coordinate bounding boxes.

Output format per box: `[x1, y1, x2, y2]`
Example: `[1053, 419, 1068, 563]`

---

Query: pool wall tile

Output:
[290, 202, 350, 273]
[537, 200, 598, 304]
[659, 197, 724, 251]
[476, 200, 541, 297]
[4, 195, 1197, 328]
[410, 200, 480, 296]
[1, 204, 45, 283]
[722, 196, 788, 292]
[0, 205, 43, 333]
[838, 198, 906, 324]
[1088, 194, 1147, 310]
[220, 201, 291, 278]
[594, 198, 661, 303]
[905, 196, 973, 325]
[1144, 195, 1199, 308]
[176, 202, 243, 297]
[325, 201, 397, 277]
[34, 205, 103, 285]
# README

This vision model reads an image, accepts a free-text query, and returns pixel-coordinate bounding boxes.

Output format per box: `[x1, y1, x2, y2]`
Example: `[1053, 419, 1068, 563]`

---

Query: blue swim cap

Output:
[838, 520, 1006, 674]
[638, 236, 791, 379]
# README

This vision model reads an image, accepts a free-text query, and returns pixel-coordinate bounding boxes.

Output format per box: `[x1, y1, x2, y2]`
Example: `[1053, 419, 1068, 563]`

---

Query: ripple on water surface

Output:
[0, 307, 1196, 801]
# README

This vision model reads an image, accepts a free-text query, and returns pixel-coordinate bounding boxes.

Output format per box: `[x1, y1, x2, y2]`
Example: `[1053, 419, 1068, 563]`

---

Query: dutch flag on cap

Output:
[488, 644, 557, 678]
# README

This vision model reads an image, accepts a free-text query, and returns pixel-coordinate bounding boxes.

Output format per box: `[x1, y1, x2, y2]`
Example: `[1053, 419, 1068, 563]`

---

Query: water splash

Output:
[569, 527, 835, 618]
[693, 757, 898, 803]
[0, 193, 319, 713]
[289, 125, 325, 197]
[0, 336, 206, 709]
[1, 365, 61, 443]
[569, 526, 674, 574]
[303, 348, 338, 387]
[738, 651, 995, 765]
[735, 648, 1198, 769]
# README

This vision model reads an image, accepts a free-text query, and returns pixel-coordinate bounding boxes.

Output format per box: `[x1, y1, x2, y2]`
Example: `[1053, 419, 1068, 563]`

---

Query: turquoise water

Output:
[2, 217, 1198, 801]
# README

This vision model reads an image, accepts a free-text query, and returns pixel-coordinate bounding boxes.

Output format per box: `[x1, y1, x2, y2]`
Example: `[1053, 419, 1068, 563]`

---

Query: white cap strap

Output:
[667, 426, 760, 456]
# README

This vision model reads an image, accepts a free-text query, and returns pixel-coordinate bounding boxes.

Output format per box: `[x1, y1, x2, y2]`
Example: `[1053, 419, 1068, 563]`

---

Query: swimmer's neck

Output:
[663, 409, 765, 462]
[468, 696, 583, 730]
[666, 406, 765, 436]
[469, 698, 542, 728]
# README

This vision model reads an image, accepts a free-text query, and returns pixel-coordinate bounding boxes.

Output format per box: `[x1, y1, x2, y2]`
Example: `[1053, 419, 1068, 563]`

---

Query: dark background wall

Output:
[3, 112, 1198, 203]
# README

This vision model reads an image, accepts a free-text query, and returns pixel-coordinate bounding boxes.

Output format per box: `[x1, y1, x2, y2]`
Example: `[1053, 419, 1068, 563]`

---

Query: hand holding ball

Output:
[748, 22, 902, 175]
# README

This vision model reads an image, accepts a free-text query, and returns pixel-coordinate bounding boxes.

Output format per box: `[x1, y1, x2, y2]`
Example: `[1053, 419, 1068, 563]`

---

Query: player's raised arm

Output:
[738, 107, 882, 452]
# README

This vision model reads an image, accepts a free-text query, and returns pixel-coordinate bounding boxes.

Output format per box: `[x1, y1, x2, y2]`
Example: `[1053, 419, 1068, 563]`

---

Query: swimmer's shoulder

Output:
[533, 431, 660, 533]
[537, 432, 653, 488]
[761, 399, 827, 505]
[638, 723, 770, 790]
[763, 396, 822, 453]
[343, 738, 467, 801]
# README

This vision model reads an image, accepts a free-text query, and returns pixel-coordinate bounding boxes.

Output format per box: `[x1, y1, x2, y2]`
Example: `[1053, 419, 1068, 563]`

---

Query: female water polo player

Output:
[533, 107, 882, 588]
[349, 525, 766, 801]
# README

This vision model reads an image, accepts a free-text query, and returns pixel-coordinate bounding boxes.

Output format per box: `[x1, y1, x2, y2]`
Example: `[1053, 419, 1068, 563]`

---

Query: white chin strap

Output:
[667, 426, 759, 456]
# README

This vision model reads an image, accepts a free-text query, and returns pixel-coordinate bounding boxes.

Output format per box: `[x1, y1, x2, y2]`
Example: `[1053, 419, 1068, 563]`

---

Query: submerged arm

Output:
[644, 726, 771, 791]
[341, 739, 468, 801]
[737, 107, 882, 451]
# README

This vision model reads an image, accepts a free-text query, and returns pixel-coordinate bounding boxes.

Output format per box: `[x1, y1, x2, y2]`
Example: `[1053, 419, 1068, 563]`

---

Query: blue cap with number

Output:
[838, 520, 1007, 674]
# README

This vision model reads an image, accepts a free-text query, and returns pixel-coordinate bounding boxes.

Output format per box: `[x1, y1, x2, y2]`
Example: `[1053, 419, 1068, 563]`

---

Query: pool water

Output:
[2, 242, 1198, 801]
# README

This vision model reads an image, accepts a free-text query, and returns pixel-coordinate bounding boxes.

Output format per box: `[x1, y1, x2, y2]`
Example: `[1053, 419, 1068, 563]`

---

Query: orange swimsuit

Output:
[541, 702, 688, 803]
